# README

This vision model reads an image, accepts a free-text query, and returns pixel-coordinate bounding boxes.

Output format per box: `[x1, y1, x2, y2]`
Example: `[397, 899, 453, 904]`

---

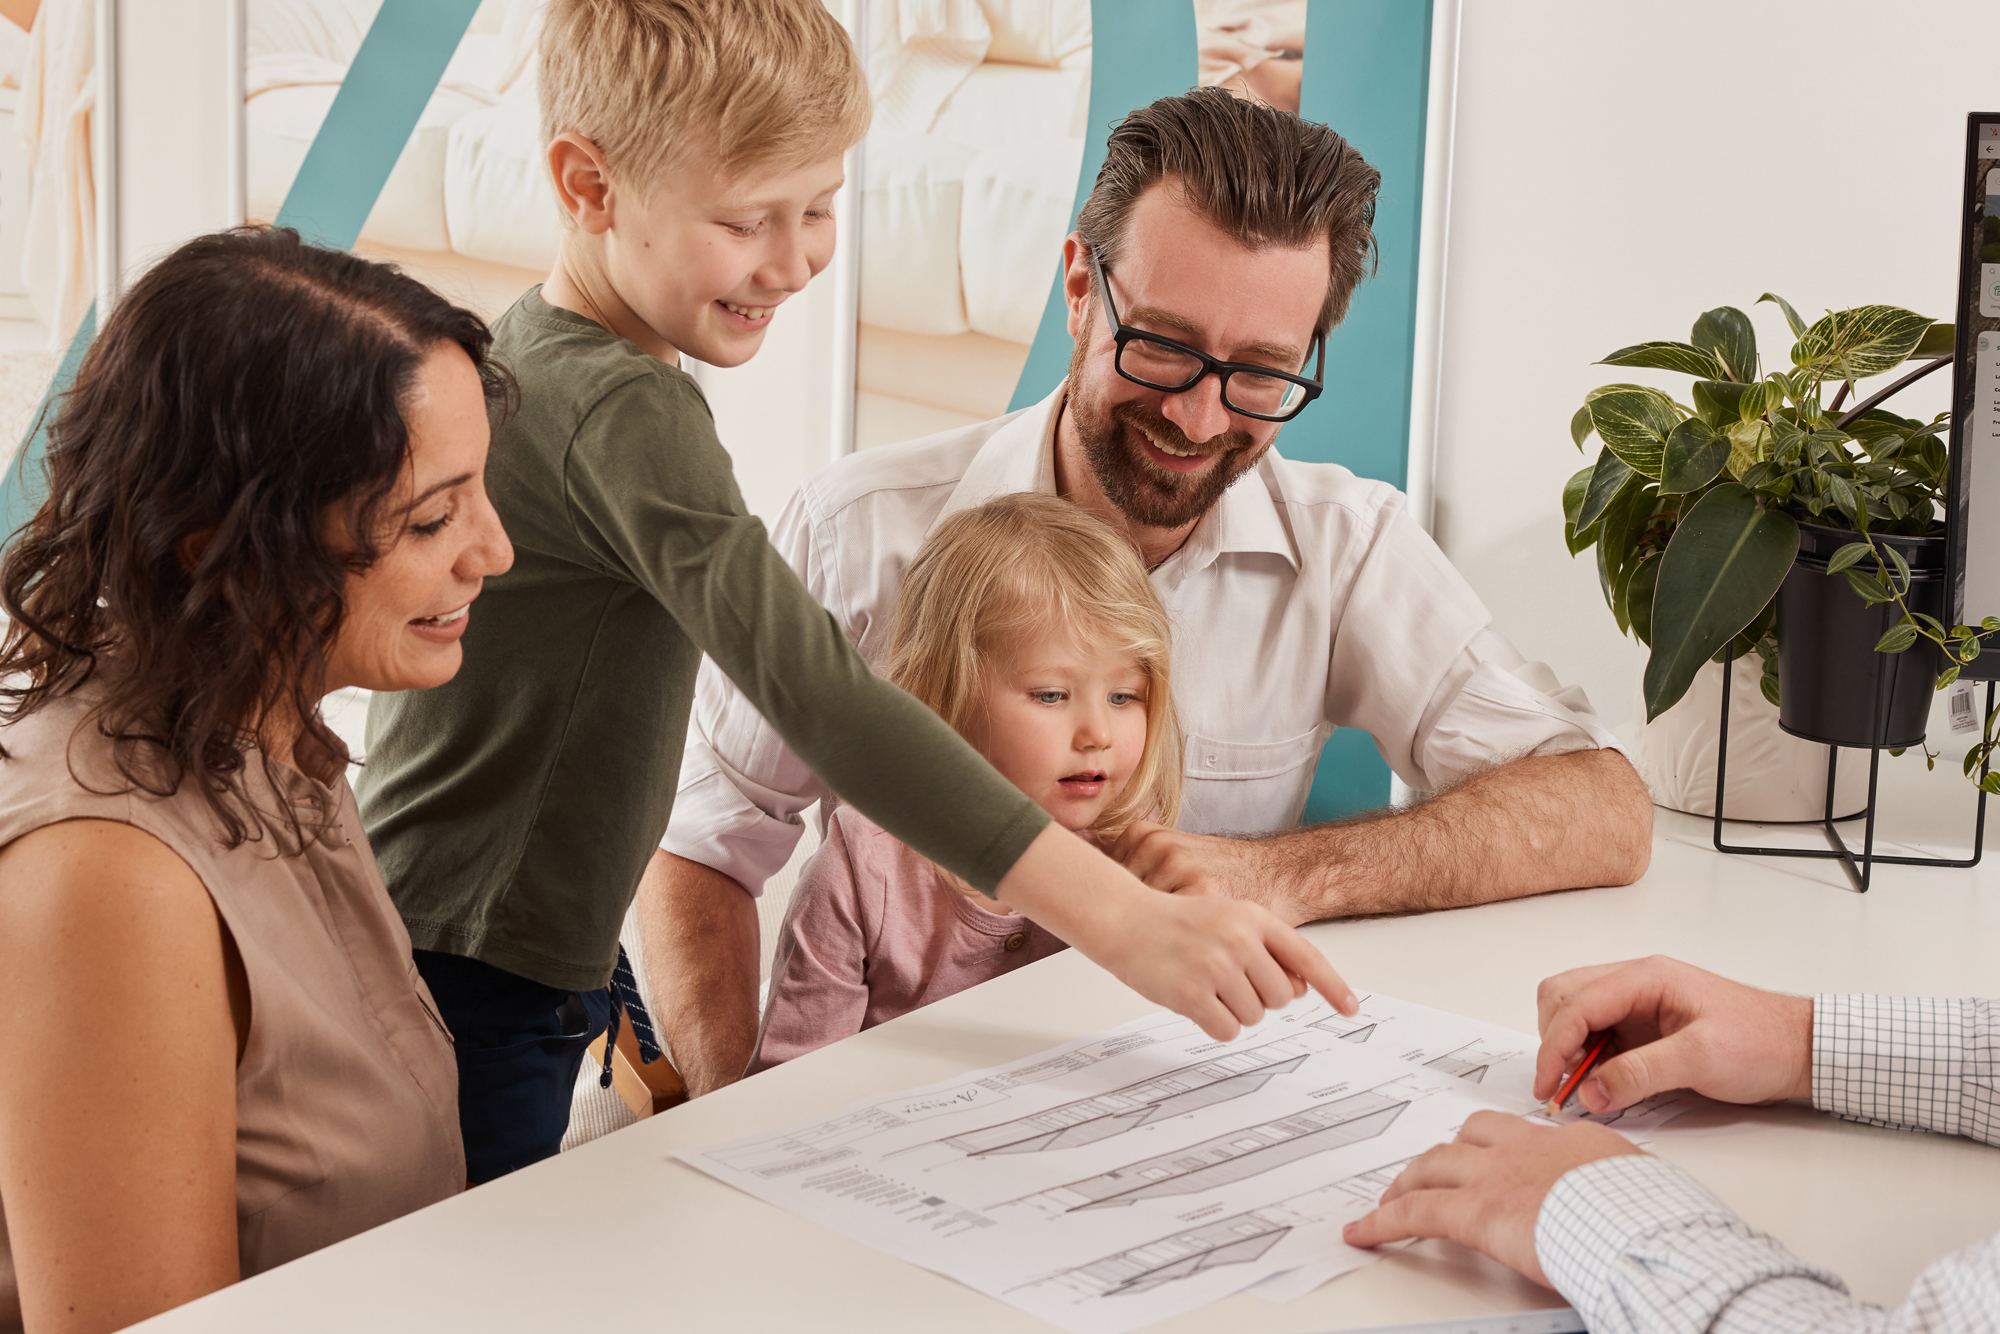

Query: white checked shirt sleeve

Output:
[1534, 996, 2000, 1333]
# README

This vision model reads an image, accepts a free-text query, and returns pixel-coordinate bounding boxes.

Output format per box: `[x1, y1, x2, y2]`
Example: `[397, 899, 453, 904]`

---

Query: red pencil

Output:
[1544, 1031, 1614, 1117]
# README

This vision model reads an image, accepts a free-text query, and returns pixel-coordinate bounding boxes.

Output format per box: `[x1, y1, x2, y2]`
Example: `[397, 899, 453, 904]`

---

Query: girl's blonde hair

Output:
[885, 494, 1182, 837]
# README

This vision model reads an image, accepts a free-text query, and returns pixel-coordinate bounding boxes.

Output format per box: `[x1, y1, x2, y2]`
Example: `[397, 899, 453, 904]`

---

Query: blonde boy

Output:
[359, 0, 1350, 1182]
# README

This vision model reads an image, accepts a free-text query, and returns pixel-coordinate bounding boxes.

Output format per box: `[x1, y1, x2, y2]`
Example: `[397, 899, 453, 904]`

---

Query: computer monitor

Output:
[1945, 113, 2000, 675]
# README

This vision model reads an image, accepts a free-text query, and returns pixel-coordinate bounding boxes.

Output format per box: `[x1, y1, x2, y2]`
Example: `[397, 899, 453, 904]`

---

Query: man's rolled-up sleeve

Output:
[1323, 494, 1626, 795]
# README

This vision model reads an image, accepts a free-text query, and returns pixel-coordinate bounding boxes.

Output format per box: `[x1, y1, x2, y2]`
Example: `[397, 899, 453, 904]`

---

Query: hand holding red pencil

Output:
[1533, 957, 1816, 1114]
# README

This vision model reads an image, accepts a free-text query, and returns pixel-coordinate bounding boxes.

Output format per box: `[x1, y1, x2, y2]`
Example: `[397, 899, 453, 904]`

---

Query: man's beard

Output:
[1066, 338, 1268, 532]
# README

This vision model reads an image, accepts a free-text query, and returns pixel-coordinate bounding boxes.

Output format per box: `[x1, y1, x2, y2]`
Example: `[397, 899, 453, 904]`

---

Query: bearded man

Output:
[647, 87, 1654, 1095]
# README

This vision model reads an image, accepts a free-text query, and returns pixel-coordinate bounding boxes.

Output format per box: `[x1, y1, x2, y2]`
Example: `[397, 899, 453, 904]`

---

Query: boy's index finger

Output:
[1264, 923, 1357, 1016]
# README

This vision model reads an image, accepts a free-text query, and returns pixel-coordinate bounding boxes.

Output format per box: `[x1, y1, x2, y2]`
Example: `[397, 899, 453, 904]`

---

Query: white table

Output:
[138, 763, 2000, 1332]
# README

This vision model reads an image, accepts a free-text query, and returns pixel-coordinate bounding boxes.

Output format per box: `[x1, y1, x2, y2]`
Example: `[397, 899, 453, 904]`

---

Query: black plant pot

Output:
[1776, 521, 1943, 749]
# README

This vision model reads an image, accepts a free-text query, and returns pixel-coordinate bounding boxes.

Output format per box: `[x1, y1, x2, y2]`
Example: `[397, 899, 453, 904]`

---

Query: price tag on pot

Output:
[1950, 680, 1979, 734]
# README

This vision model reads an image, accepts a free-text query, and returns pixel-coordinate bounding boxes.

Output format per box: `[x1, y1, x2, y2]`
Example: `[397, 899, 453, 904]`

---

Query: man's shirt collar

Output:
[932, 382, 1300, 578]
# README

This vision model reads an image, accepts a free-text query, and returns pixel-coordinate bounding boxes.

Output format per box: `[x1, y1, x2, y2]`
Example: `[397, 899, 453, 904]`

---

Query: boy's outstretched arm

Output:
[995, 824, 1357, 1039]
[638, 849, 760, 1098]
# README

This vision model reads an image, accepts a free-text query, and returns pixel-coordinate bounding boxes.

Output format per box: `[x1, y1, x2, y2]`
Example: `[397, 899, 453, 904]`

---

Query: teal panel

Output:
[0, 0, 480, 544]
[1294, 0, 1435, 820]
[0, 306, 95, 535]
[1006, 0, 1198, 412]
[1303, 725, 1395, 824]
[277, 0, 486, 249]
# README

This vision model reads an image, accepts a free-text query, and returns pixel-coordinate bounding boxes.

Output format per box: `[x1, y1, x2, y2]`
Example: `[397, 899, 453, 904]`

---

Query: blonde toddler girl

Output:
[755, 493, 1183, 1067]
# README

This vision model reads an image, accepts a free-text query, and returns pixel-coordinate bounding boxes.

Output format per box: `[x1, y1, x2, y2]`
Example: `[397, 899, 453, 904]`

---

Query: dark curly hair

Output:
[0, 226, 514, 849]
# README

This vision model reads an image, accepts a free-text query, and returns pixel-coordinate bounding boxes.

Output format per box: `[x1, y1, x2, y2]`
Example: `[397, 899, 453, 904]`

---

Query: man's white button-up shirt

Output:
[664, 385, 1622, 894]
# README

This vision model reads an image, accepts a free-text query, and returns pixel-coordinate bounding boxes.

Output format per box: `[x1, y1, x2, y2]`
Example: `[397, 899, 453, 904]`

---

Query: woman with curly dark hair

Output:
[0, 227, 513, 1334]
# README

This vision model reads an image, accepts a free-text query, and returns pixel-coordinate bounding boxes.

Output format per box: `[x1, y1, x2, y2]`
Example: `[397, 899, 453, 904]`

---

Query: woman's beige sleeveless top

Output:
[0, 684, 463, 1329]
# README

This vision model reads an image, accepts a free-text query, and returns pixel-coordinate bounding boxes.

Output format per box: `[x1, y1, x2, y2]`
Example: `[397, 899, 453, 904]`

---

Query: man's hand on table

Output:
[1342, 1112, 1641, 1286]
[1345, 956, 1815, 1285]
[1110, 750, 1653, 926]
[1535, 956, 1814, 1113]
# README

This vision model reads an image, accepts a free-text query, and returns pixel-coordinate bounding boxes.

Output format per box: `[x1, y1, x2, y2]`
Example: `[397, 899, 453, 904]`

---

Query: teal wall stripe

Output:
[1002, 2, 1438, 824]
[1005, 0, 1197, 412]
[276, 0, 485, 249]
[0, 306, 95, 534]
[0, 0, 483, 537]
[1297, 0, 1435, 824]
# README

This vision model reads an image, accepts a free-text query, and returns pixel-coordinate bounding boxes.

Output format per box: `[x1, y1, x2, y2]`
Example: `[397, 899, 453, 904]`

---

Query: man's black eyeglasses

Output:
[1089, 249, 1324, 424]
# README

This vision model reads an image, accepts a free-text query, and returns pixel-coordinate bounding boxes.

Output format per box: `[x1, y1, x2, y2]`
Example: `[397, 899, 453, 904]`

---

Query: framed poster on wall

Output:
[241, 0, 551, 321]
[854, 0, 1455, 818]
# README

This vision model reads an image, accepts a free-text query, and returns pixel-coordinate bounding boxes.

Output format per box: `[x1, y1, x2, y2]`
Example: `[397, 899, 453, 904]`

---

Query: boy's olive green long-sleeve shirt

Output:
[358, 289, 1049, 992]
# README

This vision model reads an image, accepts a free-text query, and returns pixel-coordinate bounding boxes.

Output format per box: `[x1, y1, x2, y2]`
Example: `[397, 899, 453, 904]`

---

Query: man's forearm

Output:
[1274, 748, 1652, 921]
[636, 849, 761, 1097]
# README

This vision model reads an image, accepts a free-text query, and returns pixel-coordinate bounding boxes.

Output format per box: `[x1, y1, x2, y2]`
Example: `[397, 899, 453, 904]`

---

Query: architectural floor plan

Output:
[678, 992, 1699, 1334]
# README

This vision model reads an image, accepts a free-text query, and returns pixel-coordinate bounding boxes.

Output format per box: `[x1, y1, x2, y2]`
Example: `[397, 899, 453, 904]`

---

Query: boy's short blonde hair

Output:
[539, 0, 870, 192]
[886, 494, 1184, 838]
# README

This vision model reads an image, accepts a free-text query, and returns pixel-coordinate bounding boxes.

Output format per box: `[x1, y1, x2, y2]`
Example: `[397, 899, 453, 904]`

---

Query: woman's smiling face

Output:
[322, 342, 513, 695]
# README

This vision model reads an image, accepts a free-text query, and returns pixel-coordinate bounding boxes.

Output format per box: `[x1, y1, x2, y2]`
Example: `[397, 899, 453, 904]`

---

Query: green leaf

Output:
[1825, 541, 1873, 575]
[1691, 307, 1756, 382]
[1874, 622, 1919, 654]
[1589, 388, 1681, 479]
[1912, 322, 1955, 359]
[1562, 463, 1592, 530]
[1624, 553, 1662, 646]
[1738, 381, 1773, 421]
[1842, 568, 1895, 604]
[1940, 664, 1962, 689]
[1660, 418, 1729, 494]
[1692, 380, 1748, 429]
[1724, 418, 1767, 477]
[1981, 771, 2000, 796]
[1759, 292, 1808, 339]
[1797, 306, 1936, 379]
[1598, 341, 1726, 378]
[1643, 485, 1800, 720]
[1585, 382, 1656, 402]
[1570, 404, 1596, 450]
[1577, 448, 1637, 532]
[1883, 542, 1912, 589]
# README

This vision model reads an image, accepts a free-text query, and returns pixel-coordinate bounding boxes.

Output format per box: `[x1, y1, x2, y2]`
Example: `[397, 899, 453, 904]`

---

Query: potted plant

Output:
[1562, 296, 1994, 816]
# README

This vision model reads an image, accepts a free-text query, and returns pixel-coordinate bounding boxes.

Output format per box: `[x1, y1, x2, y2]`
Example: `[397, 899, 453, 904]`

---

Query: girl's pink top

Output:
[754, 805, 1070, 1069]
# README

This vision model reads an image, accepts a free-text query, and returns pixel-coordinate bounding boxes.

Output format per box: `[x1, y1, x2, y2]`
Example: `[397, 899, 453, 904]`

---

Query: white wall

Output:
[1433, 0, 1984, 734]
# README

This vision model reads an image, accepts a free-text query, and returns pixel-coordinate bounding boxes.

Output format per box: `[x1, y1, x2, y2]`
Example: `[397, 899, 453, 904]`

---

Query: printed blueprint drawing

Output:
[677, 991, 1701, 1334]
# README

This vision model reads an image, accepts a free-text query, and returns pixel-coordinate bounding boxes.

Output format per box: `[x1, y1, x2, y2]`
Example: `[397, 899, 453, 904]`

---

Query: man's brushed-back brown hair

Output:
[1076, 86, 1381, 339]
[539, 0, 870, 193]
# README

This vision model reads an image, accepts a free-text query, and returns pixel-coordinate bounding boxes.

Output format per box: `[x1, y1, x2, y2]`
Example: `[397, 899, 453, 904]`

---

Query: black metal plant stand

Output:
[1711, 646, 1991, 891]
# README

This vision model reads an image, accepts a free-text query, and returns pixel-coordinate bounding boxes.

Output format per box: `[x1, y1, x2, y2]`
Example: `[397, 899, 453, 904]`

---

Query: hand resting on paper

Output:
[1344, 956, 1814, 1285]
[1340, 1111, 1641, 1286]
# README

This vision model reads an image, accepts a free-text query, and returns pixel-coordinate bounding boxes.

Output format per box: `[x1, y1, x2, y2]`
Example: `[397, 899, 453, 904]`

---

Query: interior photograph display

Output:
[853, 0, 1304, 448]
[0, 0, 76, 450]
[245, 0, 553, 319]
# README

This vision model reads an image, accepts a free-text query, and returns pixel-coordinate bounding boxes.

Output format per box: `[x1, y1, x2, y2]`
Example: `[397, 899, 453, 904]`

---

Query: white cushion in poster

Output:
[244, 0, 381, 65]
[979, 0, 1090, 70]
[246, 81, 485, 252]
[958, 137, 1084, 344]
[444, 98, 562, 273]
[860, 131, 977, 336]
[930, 62, 1089, 146]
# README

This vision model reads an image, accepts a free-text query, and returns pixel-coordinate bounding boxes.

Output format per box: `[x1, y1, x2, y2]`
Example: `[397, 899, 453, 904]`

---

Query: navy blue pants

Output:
[414, 949, 610, 1184]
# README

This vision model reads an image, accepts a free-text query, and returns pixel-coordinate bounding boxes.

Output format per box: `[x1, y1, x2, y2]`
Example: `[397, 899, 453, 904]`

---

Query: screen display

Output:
[1946, 117, 2000, 666]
